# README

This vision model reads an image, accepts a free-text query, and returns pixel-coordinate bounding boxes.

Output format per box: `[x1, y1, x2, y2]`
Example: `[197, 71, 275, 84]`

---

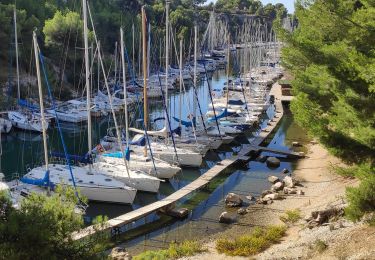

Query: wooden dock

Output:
[248, 145, 304, 158]
[72, 81, 288, 241]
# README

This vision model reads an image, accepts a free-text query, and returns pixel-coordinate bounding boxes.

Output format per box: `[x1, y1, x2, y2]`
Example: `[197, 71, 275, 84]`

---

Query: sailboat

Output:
[84, 5, 161, 192]
[21, 11, 137, 204]
[104, 3, 202, 168]
[136, 2, 203, 167]
[8, 8, 45, 133]
[96, 27, 180, 180]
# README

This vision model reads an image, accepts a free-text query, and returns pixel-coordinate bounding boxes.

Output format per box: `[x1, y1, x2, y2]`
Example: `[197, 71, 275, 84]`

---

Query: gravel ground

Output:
[181, 143, 373, 260]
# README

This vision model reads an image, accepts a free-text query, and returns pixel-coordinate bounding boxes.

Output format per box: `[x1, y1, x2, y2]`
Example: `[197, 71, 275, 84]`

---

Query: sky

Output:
[206, 0, 295, 14]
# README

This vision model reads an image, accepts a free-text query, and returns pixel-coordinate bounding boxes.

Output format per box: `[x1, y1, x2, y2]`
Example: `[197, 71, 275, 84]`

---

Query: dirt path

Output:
[181, 142, 370, 260]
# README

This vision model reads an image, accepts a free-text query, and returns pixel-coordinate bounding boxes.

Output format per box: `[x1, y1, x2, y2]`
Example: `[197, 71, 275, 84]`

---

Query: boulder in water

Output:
[266, 157, 280, 168]
[219, 212, 234, 223]
[225, 193, 243, 207]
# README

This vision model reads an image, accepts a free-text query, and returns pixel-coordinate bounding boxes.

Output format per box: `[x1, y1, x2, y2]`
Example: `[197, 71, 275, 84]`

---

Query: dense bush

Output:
[276, 0, 375, 164]
[345, 164, 375, 222]
[0, 186, 108, 259]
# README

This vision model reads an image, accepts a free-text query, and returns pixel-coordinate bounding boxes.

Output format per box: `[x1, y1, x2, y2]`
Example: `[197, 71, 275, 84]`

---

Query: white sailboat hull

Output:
[24, 164, 136, 204]
[92, 162, 161, 193]
[8, 111, 47, 132]
[99, 155, 180, 179]
[131, 144, 203, 167]
[78, 185, 136, 204]
[47, 110, 87, 123]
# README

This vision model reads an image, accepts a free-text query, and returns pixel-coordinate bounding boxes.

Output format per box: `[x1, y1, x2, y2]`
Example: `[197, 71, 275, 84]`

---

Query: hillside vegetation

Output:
[0, 0, 288, 101]
[277, 0, 374, 221]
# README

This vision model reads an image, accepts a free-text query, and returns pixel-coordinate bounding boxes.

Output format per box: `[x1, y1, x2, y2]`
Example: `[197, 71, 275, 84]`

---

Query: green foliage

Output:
[312, 239, 328, 253]
[215, 225, 286, 256]
[280, 209, 301, 224]
[0, 186, 108, 259]
[276, 0, 375, 164]
[133, 240, 206, 260]
[43, 11, 83, 48]
[1, 0, 290, 92]
[335, 165, 358, 178]
[345, 164, 375, 221]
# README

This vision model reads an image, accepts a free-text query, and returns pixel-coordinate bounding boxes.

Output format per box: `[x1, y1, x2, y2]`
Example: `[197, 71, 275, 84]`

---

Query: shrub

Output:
[335, 166, 357, 178]
[0, 186, 107, 259]
[134, 240, 206, 260]
[215, 225, 286, 256]
[313, 239, 328, 253]
[345, 164, 375, 221]
[280, 209, 301, 224]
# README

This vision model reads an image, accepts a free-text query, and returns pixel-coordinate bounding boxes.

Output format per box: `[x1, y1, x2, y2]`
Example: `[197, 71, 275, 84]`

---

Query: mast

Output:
[142, 6, 148, 157]
[86, 2, 131, 178]
[114, 41, 118, 85]
[179, 39, 183, 131]
[132, 24, 135, 77]
[165, 0, 170, 130]
[225, 34, 230, 118]
[97, 42, 100, 92]
[14, 8, 20, 100]
[138, 31, 142, 78]
[83, 0, 92, 170]
[147, 23, 151, 78]
[120, 27, 129, 148]
[33, 31, 48, 170]
[193, 25, 197, 119]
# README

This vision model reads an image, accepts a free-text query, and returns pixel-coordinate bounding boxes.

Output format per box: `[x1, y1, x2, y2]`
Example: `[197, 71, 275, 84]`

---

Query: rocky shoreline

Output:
[180, 142, 375, 260]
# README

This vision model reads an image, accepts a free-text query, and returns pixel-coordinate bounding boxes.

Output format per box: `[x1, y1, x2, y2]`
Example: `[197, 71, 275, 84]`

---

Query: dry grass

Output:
[280, 209, 301, 224]
[215, 225, 287, 256]
[133, 240, 206, 260]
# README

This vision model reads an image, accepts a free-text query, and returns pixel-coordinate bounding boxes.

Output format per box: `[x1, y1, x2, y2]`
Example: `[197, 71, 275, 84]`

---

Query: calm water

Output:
[123, 110, 310, 255]
[0, 70, 229, 219]
[0, 67, 310, 252]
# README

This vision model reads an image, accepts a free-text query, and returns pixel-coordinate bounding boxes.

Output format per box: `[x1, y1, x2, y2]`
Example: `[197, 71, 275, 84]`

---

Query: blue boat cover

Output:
[171, 126, 181, 137]
[18, 99, 40, 112]
[103, 146, 131, 160]
[125, 146, 130, 161]
[172, 117, 196, 128]
[21, 170, 55, 189]
[130, 135, 146, 146]
[207, 108, 236, 123]
[228, 99, 244, 105]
